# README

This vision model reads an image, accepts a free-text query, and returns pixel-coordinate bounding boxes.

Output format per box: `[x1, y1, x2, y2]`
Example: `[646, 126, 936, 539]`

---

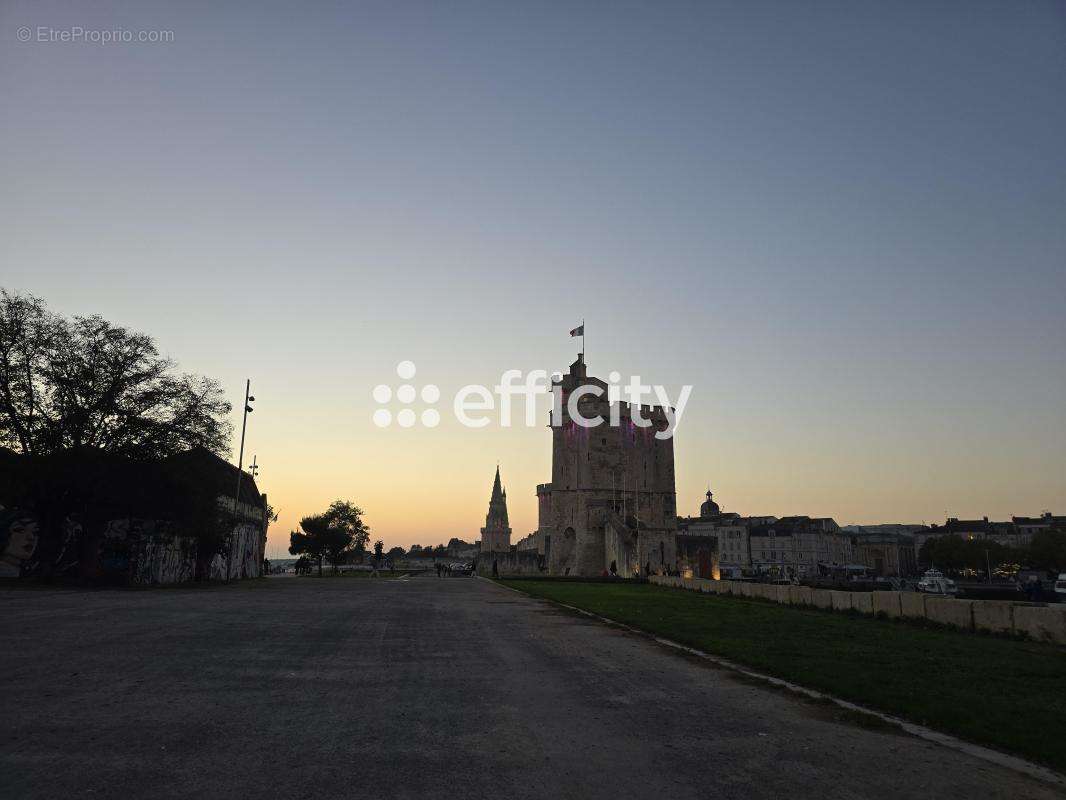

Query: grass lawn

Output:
[500, 579, 1066, 771]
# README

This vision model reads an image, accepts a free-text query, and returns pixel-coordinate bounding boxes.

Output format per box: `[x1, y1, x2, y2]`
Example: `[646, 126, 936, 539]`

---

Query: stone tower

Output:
[537, 354, 678, 577]
[480, 466, 512, 553]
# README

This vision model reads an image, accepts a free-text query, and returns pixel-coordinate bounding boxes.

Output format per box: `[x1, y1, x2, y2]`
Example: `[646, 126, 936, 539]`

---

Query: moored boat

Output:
[917, 568, 957, 595]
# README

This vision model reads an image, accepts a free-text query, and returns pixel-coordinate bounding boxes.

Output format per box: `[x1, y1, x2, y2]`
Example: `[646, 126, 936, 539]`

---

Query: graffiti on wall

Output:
[0, 505, 264, 584]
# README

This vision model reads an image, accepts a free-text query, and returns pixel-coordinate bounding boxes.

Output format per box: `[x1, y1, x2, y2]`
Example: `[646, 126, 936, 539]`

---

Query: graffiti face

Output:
[0, 518, 38, 569]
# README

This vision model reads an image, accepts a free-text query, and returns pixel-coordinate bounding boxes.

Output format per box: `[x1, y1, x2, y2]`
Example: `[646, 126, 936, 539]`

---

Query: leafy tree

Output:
[0, 290, 231, 459]
[919, 534, 1025, 577]
[373, 539, 384, 565]
[1029, 529, 1066, 572]
[288, 500, 369, 576]
[323, 500, 370, 557]
[386, 546, 406, 561]
[289, 517, 330, 577]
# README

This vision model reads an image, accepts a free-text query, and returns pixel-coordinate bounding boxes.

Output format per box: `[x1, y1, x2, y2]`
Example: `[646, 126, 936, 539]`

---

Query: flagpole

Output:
[582, 318, 585, 363]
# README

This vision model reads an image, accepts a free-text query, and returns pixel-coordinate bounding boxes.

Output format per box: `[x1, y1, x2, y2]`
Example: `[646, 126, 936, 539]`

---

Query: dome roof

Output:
[700, 489, 720, 518]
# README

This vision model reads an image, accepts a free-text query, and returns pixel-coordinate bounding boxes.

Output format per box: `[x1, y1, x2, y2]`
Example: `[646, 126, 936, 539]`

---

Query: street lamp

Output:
[229, 379, 255, 581]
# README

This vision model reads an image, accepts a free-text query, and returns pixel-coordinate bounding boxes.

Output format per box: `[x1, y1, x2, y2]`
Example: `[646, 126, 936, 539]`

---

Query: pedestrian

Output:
[492, 558, 499, 578]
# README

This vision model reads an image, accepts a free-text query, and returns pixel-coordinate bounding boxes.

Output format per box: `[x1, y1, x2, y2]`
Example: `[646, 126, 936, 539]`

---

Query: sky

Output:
[2, 1, 1064, 555]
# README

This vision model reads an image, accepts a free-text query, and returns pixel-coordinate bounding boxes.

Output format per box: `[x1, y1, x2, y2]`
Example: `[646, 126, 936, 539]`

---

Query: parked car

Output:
[1055, 573, 1066, 597]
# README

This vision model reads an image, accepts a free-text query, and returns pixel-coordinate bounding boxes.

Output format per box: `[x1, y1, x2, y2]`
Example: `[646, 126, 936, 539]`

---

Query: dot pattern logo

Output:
[372, 361, 440, 428]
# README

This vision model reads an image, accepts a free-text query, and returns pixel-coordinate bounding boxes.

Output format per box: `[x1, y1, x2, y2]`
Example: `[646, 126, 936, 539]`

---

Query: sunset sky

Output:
[2, 1, 1064, 555]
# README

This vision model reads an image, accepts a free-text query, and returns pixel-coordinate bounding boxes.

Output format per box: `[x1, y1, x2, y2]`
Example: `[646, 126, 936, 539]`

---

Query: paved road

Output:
[1, 576, 1061, 799]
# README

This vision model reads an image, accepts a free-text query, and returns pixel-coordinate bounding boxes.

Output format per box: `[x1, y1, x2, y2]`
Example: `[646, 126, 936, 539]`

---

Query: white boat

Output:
[917, 568, 958, 595]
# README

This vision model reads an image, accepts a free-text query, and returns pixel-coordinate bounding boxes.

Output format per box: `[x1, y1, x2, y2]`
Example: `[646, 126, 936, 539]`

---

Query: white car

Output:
[1055, 573, 1066, 597]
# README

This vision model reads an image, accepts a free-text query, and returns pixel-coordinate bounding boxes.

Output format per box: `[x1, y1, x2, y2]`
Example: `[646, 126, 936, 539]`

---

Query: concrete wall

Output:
[1013, 605, 1066, 644]
[648, 576, 1066, 645]
[207, 521, 266, 581]
[925, 598, 974, 631]
[872, 591, 902, 618]
[830, 590, 852, 612]
[850, 592, 874, 615]
[811, 589, 833, 609]
[900, 592, 927, 620]
[788, 585, 813, 606]
[972, 600, 1013, 635]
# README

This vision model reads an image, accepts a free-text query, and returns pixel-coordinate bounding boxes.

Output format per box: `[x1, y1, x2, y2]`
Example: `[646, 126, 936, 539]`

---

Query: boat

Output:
[917, 568, 958, 595]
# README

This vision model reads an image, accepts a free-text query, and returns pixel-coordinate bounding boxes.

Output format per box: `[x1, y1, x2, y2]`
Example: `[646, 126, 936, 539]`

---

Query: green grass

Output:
[500, 579, 1066, 771]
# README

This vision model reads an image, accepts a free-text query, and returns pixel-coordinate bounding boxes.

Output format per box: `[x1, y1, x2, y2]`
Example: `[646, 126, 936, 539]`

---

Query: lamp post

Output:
[228, 379, 254, 582]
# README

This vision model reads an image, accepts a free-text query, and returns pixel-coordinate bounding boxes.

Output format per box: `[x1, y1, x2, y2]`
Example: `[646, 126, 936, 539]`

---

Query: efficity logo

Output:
[372, 361, 442, 429]
[372, 358, 692, 438]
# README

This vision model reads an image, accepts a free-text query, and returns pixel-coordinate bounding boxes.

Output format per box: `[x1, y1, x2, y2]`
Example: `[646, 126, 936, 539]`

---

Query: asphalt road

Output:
[1, 575, 1061, 800]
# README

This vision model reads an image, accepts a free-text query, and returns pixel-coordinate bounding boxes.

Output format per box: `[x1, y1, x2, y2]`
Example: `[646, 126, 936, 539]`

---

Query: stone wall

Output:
[648, 576, 1066, 645]
[476, 550, 545, 577]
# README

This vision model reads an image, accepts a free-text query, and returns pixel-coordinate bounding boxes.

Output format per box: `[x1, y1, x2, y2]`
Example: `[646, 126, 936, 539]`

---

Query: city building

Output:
[1011, 513, 1064, 545]
[748, 516, 852, 578]
[676, 491, 723, 579]
[913, 514, 1065, 560]
[848, 530, 918, 577]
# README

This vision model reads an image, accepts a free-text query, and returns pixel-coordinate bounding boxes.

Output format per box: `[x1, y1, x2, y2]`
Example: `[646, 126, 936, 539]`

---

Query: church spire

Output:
[481, 464, 512, 552]
[491, 464, 503, 501]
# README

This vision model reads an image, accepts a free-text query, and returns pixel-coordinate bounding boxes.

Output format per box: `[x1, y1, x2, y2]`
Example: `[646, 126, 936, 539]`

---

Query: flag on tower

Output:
[569, 324, 584, 337]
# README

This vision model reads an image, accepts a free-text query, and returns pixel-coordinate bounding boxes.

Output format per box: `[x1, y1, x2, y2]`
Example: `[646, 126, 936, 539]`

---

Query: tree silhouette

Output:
[1030, 529, 1066, 572]
[288, 500, 369, 576]
[0, 289, 231, 459]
